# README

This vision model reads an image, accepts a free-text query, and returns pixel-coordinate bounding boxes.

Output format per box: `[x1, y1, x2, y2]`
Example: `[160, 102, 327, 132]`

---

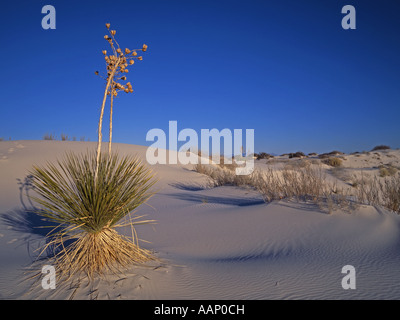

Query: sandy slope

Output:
[0, 141, 400, 300]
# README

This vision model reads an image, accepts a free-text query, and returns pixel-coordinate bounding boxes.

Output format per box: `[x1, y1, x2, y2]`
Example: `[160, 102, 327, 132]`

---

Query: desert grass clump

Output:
[193, 163, 212, 175]
[327, 150, 344, 156]
[388, 166, 398, 176]
[323, 157, 343, 167]
[379, 176, 400, 213]
[194, 163, 253, 187]
[371, 145, 391, 151]
[253, 166, 330, 203]
[379, 167, 390, 177]
[284, 158, 311, 169]
[355, 174, 400, 214]
[255, 152, 273, 160]
[194, 163, 354, 213]
[217, 155, 238, 171]
[379, 165, 397, 177]
[288, 151, 305, 159]
[318, 150, 343, 159]
[43, 133, 56, 140]
[30, 151, 157, 280]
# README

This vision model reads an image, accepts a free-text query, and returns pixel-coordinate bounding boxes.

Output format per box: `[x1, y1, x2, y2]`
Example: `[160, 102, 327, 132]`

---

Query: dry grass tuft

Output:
[371, 145, 391, 151]
[288, 151, 305, 159]
[194, 152, 400, 215]
[216, 156, 238, 171]
[255, 152, 273, 160]
[355, 173, 400, 213]
[43, 133, 56, 141]
[194, 163, 355, 214]
[251, 166, 344, 209]
[323, 157, 343, 167]
[193, 163, 252, 187]
[379, 165, 398, 177]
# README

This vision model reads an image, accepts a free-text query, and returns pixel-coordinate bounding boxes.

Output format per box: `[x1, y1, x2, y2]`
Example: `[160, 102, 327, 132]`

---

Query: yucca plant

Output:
[27, 24, 154, 285]
[30, 151, 157, 280]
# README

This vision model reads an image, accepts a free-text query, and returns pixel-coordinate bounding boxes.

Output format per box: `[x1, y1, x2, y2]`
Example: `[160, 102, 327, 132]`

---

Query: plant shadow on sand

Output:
[169, 182, 333, 214]
[201, 249, 293, 264]
[1, 175, 66, 259]
[0, 175, 75, 297]
[169, 181, 264, 205]
[169, 182, 208, 191]
[169, 191, 265, 207]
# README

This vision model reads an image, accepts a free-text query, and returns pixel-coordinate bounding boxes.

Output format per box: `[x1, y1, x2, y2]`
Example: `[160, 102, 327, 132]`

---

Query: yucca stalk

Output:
[94, 23, 148, 180]
[108, 92, 114, 157]
[95, 65, 118, 181]
[30, 151, 157, 280]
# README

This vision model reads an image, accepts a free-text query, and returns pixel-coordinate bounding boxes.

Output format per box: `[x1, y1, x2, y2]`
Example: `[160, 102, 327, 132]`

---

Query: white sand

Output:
[1, 140, 400, 299]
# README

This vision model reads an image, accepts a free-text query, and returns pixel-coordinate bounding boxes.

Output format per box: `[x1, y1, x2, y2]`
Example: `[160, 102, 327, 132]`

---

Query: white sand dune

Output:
[0, 141, 400, 299]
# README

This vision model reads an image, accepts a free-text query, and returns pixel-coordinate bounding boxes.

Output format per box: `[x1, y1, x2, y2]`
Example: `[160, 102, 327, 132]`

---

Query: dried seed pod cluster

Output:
[95, 23, 147, 97]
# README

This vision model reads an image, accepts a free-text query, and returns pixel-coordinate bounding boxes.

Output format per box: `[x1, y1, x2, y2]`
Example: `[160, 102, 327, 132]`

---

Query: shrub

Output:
[194, 163, 253, 187]
[193, 163, 211, 175]
[379, 166, 397, 177]
[194, 162, 353, 213]
[371, 145, 390, 151]
[284, 159, 310, 169]
[195, 158, 400, 215]
[328, 150, 344, 155]
[379, 167, 390, 177]
[256, 152, 273, 160]
[388, 166, 398, 176]
[61, 133, 69, 141]
[288, 151, 305, 159]
[323, 157, 343, 167]
[318, 153, 330, 159]
[356, 174, 400, 214]
[319, 151, 344, 159]
[351, 181, 359, 188]
[43, 133, 56, 140]
[254, 166, 329, 203]
[380, 176, 400, 213]
[217, 156, 238, 171]
[30, 151, 157, 280]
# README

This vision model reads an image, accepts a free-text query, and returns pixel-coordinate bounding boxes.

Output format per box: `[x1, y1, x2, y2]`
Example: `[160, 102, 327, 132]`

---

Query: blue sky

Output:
[0, 0, 399, 154]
